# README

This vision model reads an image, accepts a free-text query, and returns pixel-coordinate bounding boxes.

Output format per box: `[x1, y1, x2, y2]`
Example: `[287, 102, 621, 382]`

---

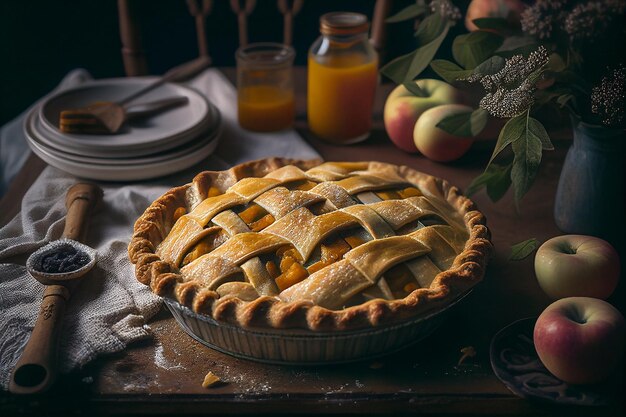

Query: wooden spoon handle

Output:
[8, 285, 70, 394]
[125, 96, 189, 120]
[63, 183, 103, 242]
[119, 55, 212, 106]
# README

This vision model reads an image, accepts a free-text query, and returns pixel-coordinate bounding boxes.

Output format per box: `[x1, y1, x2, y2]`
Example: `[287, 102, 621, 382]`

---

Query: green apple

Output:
[413, 104, 476, 162]
[534, 235, 620, 300]
[384, 79, 463, 153]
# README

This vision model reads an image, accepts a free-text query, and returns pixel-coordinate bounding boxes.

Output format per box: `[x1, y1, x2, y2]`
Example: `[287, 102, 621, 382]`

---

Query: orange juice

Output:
[307, 54, 378, 143]
[238, 85, 295, 132]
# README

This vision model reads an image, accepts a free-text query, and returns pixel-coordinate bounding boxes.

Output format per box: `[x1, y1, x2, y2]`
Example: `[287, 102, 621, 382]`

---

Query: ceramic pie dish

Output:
[129, 158, 492, 363]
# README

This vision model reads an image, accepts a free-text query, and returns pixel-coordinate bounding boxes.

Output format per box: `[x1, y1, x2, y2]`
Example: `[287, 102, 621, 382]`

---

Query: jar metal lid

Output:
[320, 12, 369, 36]
[236, 42, 295, 67]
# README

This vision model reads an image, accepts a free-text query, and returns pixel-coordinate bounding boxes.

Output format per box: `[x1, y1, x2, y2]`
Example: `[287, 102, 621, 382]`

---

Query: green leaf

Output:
[528, 117, 554, 150]
[556, 93, 574, 108]
[534, 90, 558, 106]
[381, 20, 450, 83]
[485, 163, 513, 201]
[466, 162, 512, 202]
[511, 116, 543, 203]
[527, 68, 546, 86]
[495, 36, 539, 59]
[430, 59, 473, 83]
[403, 81, 428, 97]
[472, 17, 510, 32]
[484, 112, 550, 203]
[495, 36, 537, 53]
[488, 114, 525, 166]
[547, 53, 566, 72]
[386, 3, 427, 23]
[436, 108, 488, 137]
[452, 31, 503, 69]
[473, 56, 506, 77]
[415, 13, 448, 45]
[509, 238, 540, 261]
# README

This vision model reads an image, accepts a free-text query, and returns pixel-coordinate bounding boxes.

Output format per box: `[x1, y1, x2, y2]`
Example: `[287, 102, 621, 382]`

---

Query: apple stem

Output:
[560, 244, 577, 255]
[566, 305, 588, 324]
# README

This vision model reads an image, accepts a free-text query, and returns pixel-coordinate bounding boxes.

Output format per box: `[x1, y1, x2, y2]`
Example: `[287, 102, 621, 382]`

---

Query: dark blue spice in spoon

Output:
[38, 243, 90, 274]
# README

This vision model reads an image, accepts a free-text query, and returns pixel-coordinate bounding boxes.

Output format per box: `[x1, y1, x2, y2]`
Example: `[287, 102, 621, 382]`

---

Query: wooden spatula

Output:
[59, 96, 189, 134]
[59, 56, 211, 134]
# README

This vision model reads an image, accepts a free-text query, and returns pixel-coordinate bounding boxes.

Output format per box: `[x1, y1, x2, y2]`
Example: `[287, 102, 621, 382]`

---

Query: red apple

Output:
[534, 297, 625, 384]
[413, 104, 475, 162]
[465, 0, 527, 32]
[534, 235, 620, 300]
[384, 79, 463, 153]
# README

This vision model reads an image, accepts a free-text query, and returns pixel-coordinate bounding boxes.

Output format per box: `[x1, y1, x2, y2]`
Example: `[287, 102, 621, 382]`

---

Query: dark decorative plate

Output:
[489, 317, 617, 406]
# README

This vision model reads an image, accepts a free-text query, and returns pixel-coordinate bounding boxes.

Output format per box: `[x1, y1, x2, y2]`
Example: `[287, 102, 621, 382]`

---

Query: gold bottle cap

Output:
[320, 12, 370, 36]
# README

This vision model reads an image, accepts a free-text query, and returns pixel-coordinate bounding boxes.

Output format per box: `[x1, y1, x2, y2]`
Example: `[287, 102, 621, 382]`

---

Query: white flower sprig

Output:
[429, 0, 461, 22]
[521, 0, 626, 42]
[591, 66, 626, 128]
[466, 46, 549, 118]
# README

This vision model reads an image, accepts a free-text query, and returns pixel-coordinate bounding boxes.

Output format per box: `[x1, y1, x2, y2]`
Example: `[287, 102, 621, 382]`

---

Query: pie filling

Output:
[155, 164, 469, 311]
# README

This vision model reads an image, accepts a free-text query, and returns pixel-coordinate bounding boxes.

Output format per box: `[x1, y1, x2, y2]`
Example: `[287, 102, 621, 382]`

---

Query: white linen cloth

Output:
[0, 68, 320, 389]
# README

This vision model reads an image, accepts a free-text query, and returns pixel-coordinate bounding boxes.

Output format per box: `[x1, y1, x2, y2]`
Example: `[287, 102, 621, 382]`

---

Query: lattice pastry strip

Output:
[263, 207, 358, 261]
[309, 182, 356, 209]
[333, 175, 408, 195]
[240, 257, 279, 296]
[409, 226, 459, 270]
[340, 205, 395, 239]
[305, 162, 369, 181]
[253, 187, 325, 219]
[158, 193, 244, 264]
[279, 259, 373, 309]
[212, 210, 250, 236]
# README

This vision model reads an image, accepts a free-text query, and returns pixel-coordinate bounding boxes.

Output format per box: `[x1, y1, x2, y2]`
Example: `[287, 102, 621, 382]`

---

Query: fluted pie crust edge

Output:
[128, 158, 492, 331]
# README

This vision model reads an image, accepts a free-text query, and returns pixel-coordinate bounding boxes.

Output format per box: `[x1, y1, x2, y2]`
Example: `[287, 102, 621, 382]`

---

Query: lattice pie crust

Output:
[129, 158, 492, 331]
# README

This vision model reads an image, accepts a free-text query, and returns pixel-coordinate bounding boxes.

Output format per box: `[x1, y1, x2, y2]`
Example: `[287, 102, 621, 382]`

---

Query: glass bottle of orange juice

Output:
[308, 12, 378, 144]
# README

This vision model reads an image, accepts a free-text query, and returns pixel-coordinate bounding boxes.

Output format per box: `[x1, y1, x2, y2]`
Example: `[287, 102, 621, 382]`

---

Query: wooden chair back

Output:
[116, 0, 392, 76]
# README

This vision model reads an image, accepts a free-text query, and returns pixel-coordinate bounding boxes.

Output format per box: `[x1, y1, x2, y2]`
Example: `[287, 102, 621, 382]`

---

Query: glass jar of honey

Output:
[307, 12, 378, 144]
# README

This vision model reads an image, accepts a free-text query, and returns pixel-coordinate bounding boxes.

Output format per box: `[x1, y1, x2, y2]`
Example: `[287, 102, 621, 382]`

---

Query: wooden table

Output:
[1, 69, 623, 416]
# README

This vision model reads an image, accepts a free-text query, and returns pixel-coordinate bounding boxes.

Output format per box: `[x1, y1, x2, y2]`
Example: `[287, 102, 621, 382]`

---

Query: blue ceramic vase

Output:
[554, 117, 625, 244]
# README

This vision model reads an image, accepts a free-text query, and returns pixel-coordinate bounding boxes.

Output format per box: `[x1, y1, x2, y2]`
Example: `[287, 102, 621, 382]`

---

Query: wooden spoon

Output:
[59, 55, 211, 134]
[9, 183, 103, 394]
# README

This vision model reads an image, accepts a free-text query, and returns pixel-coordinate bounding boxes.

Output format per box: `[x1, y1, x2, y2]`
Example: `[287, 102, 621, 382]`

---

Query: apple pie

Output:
[129, 158, 491, 331]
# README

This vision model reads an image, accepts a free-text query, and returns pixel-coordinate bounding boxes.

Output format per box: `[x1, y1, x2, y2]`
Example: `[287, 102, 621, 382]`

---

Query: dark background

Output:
[2, 0, 463, 126]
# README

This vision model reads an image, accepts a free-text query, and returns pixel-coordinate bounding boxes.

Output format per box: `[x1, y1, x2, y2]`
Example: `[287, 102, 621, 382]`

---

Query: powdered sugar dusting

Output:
[154, 343, 185, 370]
[212, 364, 273, 394]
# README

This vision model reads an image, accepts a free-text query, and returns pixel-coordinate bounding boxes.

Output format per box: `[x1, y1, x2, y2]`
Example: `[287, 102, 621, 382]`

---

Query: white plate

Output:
[32, 98, 219, 159]
[38, 78, 211, 152]
[25, 106, 222, 167]
[25, 110, 222, 181]
[33, 106, 216, 159]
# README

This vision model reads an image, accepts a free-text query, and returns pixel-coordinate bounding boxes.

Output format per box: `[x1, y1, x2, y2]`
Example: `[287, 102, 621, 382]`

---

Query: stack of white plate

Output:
[24, 78, 222, 181]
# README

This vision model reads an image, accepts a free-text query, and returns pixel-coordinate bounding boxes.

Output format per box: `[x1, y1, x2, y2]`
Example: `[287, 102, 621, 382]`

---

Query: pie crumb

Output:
[458, 346, 477, 366]
[202, 371, 221, 388]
